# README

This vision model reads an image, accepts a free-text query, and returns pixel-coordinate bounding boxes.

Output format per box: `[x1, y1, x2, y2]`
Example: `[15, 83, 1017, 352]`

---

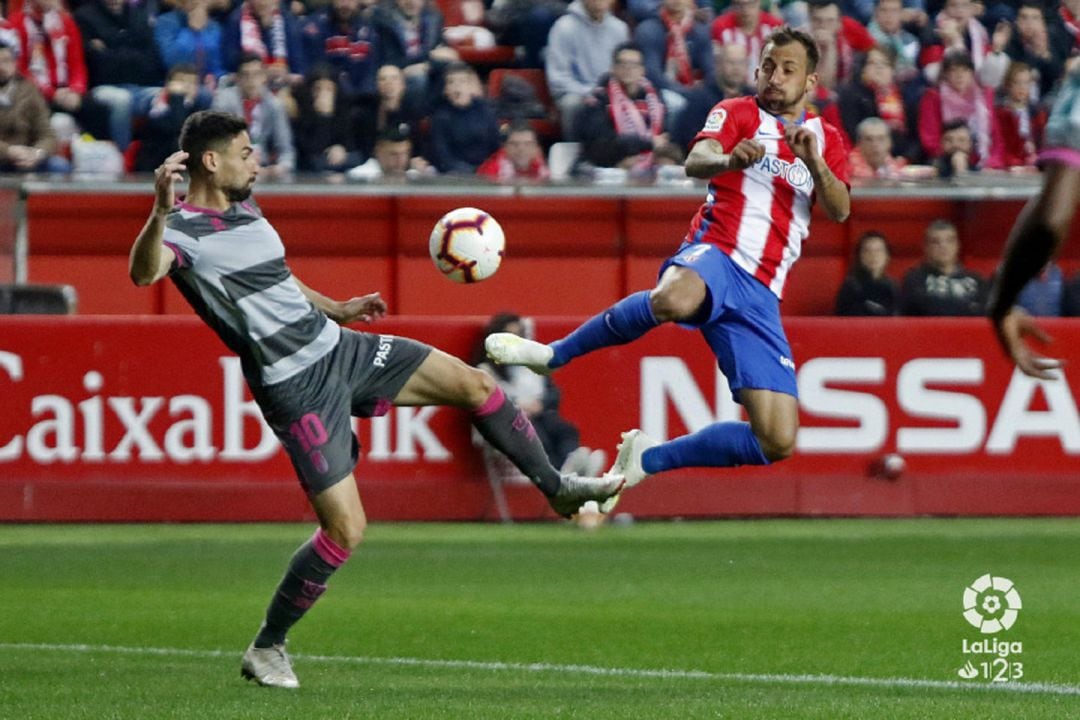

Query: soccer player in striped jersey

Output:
[486, 27, 850, 511]
[129, 111, 624, 688]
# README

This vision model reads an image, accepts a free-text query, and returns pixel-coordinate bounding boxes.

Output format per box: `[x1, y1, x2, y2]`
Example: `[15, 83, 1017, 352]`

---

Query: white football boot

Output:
[241, 643, 300, 689]
[600, 430, 659, 514]
[484, 333, 555, 375]
[548, 473, 626, 519]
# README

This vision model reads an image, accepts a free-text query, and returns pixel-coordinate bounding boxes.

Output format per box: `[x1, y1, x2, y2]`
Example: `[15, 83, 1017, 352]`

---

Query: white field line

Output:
[2, 642, 1079, 697]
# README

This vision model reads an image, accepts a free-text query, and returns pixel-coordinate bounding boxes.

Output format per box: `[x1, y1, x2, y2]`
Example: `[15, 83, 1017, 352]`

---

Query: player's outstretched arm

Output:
[685, 138, 765, 179]
[785, 125, 850, 223]
[130, 151, 186, 286]
[293, 277, 387, 325]
[987, 163, 1080, 378]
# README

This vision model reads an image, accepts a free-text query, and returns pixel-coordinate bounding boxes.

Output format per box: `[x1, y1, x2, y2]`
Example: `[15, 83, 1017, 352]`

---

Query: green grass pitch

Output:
[2, 519, 1079, 719]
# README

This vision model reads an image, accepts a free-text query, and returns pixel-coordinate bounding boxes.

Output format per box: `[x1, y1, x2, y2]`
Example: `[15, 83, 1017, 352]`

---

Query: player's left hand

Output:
[784, 125, 819, 163]
[337, 292, 388, 324]
[992, 306, 1063, 380]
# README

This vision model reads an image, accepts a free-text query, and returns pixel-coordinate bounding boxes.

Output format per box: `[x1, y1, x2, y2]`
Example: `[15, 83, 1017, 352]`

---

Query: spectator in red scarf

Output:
[10, 0, 111, 143]
[576, 42, 680, 171]
[918, 50, 1003, 168]
[223, 0, 308, 90]
[994, 61, 1047, 170]
[806, 0, 876, 102]
[634, 0, 713, 126]
[477, 120, 551, 182]
[301, 0, 383, 100]
[833, 44, 918, 158]
[922, 0, 1010, 89]
[710, 0, 783, 88]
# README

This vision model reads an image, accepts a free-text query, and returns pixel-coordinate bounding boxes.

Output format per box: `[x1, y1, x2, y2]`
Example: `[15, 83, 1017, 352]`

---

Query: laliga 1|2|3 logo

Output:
[957, 574, 1024, 683]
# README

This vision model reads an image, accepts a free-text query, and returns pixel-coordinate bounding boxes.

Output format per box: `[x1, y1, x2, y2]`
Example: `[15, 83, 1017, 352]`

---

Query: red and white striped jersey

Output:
[687, 96, 850, 299]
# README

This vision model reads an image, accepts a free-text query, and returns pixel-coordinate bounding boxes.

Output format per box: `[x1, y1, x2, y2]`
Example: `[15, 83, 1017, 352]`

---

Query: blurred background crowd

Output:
[0, 0, 1076, 182]
[3, 0, 1079, 317]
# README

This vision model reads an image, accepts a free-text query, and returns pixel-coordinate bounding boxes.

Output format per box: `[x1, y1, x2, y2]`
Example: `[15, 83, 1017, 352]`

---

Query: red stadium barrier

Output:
[23, 187, 1080, 317]
[2, 316, 1079, 521]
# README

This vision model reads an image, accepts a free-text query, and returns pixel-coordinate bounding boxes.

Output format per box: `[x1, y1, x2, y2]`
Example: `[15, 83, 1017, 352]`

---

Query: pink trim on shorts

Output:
[473, 386, 506, 418]
[1038, 148, 1080, 170]
[372, 398, 392, 417]
[313, 527, 351, 567]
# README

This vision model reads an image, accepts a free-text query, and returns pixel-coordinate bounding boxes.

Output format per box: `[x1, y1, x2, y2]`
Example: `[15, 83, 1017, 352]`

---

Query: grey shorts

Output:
[251, 328, 432, 496]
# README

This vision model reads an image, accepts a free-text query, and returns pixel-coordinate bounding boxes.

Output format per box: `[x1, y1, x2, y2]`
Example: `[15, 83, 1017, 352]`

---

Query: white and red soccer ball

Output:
[429, 207, 505, 283]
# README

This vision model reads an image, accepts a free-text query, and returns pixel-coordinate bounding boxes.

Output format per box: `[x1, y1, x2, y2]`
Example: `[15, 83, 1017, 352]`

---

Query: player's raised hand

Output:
[728, 139, 766, 170]
[337, 292, 388, 324]
[155, 151, 188, 214]
[992, 307, 1063, 380]
[784, 125, 819, 163]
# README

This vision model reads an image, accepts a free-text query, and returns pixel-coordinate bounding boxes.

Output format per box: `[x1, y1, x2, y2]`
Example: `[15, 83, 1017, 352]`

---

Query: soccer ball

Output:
[429, 207, 505, 283]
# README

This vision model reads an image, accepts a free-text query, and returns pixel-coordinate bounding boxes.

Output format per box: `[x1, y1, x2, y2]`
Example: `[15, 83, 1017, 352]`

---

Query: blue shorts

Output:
[661, 242, 798, 401]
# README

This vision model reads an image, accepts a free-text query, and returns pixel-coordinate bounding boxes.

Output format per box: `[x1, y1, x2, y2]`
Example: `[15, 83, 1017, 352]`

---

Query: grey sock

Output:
[472, 389, 561, 496]
[254, 534, 342, 648]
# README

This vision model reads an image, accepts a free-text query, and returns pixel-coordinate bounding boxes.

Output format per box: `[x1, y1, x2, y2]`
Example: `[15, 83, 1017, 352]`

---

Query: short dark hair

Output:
[855, 231, 891, 257]
[941, 49, 975, 74]
[376, 122, 412, 145]
[179, 111, 249, 176]
[167, 63, 198, 81]
[612, 41, 644, 62]
[444, 61, 477, 78]
[763, 26, 819, 73]
[503, 118, 536, 139]
[925, 218, 957, 240]
[942, 118, 970, 134]
[237, 52, 265, 69]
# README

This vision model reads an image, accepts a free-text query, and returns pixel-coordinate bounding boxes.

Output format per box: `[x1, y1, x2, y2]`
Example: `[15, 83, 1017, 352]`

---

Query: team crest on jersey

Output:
[703, 108, 727, 132]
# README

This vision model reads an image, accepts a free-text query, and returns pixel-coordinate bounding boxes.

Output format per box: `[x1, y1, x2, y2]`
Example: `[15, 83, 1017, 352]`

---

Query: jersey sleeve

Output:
[163, 226, 199, 271]
[821, 122, 852, 188]
[691, 98, 753, 152]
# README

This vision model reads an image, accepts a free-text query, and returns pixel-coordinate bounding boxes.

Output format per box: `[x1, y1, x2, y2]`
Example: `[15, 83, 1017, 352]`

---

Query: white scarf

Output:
[240, 1, 287, 66]
[24, 9, 68, 91]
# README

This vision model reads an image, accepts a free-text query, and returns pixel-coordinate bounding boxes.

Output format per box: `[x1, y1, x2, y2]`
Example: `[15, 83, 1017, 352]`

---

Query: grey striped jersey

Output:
[163, 198, 340, 387]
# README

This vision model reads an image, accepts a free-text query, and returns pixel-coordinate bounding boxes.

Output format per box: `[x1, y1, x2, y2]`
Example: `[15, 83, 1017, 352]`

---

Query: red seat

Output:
[434, 0, 517, 66]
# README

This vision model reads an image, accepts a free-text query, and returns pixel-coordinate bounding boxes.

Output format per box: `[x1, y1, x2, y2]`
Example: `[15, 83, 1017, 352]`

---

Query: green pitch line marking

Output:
[2, 642, 1078, 697]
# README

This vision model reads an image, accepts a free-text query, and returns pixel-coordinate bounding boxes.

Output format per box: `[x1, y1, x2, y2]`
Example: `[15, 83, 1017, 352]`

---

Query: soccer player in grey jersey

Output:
[129, 111, 625, 689]
[988, 66, 1080, 379]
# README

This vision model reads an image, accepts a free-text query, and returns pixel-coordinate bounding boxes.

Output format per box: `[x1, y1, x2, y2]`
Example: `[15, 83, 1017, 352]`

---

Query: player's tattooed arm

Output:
[294, 277, 388, 325]
[685, 138, 766, 178]
[785, 126, 850, 223]
[130, 151, 186, 286]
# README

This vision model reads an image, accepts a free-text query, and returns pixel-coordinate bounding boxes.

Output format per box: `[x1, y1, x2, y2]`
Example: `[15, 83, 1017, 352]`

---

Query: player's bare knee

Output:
[649, 286, 700, 323]
[467, 366, 497, 408]
[758, 429, 796, 462]
[325, 517, 366, 550]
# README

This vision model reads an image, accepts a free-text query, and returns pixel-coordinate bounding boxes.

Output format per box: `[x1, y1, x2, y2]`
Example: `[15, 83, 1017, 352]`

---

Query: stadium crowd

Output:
[0, 0, 1076, 179]
[1, 0, 1078, 314]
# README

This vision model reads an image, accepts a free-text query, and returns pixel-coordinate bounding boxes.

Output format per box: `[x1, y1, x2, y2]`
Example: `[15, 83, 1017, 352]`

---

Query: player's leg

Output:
[392, 347, 624, 516]
[242, 358, 363, 688]
[486, 249, 710, 372]
[608, 249, 796, 488]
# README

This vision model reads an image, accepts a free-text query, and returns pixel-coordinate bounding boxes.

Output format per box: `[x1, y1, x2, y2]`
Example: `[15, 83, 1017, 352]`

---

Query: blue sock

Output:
[641, 422, 770, 474]
[549, 291, 659, 368]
